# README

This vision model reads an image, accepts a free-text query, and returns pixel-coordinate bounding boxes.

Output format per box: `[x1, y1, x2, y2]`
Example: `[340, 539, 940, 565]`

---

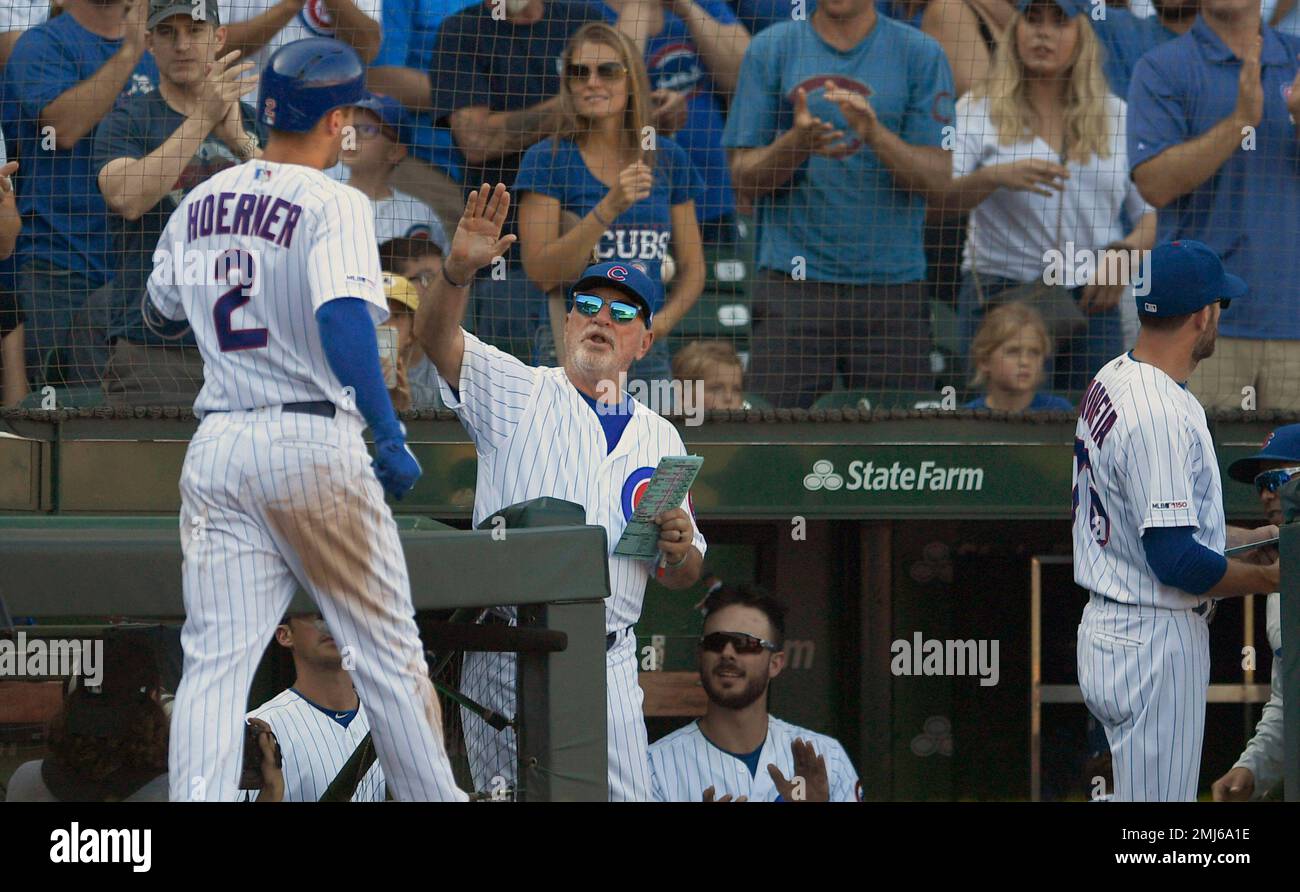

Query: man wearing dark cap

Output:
[94, 0, 262, 406]
[1211, 423, 1300, 800]
[1073, 239, 1280, 802]
[414, 186, 707, 800]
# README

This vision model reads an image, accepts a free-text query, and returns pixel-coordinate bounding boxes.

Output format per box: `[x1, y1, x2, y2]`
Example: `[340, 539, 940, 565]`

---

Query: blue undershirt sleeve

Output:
[1141, 526, 1228, 595]
[315, 298, 402, 442]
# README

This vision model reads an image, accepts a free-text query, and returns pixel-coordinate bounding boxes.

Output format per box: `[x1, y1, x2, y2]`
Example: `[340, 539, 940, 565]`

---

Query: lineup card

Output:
[613, 455, 704, 559]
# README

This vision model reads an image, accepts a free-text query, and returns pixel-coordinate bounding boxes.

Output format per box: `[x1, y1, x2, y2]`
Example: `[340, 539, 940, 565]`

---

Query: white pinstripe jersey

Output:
[246, 688, 386, 802]
[147, 160, 389, 419]
[648, 717, 860, 802]
[1072, 353, 1225, 609]
[438, 332, 707, 632]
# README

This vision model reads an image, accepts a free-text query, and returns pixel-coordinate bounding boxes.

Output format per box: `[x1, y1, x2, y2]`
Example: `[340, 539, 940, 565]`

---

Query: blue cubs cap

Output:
[1227, 424, 1300, 483]
[569, 261, 655, 326]
[1137, 239, 1248, 318]
[352, 93, 410, 147]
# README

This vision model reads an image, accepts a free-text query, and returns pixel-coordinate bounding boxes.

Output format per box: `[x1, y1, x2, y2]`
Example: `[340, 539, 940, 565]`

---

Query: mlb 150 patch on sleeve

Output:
[1150, 500, 1189, 511]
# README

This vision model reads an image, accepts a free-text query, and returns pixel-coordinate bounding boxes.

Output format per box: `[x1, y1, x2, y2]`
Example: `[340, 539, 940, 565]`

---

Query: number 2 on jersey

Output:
[1073, 437, 1110, 546]
[213, 249, 268, 352]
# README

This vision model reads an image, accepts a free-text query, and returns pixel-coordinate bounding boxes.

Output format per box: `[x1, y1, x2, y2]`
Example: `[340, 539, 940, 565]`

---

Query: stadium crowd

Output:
[0, 0, 1297, 413]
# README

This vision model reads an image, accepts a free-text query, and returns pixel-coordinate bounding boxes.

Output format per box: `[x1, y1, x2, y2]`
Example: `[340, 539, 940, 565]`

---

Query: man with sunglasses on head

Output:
[1210, 424, 1300, 801]
[415, 184, 706, 801]
[1074, 239, 1281, 802]
[648, 583, 859, 802]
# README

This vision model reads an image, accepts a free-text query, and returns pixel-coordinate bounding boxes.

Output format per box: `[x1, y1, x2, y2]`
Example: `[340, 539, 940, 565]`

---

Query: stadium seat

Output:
[18, 386, 106, 410]
[812, 391, 946, 411]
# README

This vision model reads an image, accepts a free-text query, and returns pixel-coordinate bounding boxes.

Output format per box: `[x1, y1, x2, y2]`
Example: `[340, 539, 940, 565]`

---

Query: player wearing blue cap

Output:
[1211, 423, 1300, 800]
[415, 200, 708, 799]
[1073, 239, 1281, 802]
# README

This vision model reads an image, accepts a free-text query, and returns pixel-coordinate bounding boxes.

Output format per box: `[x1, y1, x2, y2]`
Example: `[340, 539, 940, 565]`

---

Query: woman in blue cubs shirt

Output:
[515, 22, 705, 387]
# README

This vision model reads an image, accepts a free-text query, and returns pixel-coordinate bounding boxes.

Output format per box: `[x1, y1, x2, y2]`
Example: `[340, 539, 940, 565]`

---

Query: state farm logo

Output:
[803, 459, 985, 492]
[803, 459, 843, 492]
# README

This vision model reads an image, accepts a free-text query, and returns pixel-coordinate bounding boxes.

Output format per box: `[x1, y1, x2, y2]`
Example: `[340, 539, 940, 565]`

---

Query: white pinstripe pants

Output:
[167, 408, 465, 802]
[1077, 595, 1210, 802]
[461, 629, 651, 801]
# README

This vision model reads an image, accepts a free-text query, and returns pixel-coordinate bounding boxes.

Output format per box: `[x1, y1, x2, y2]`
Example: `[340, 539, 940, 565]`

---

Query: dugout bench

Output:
[0, 515, 612, 802]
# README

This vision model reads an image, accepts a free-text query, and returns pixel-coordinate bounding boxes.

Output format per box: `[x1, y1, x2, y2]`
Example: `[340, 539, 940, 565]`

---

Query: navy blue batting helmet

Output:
[258, 37, 368, 133]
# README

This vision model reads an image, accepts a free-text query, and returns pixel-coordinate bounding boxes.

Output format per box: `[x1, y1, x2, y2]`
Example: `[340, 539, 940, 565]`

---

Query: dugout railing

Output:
[0, 515, 612, 802]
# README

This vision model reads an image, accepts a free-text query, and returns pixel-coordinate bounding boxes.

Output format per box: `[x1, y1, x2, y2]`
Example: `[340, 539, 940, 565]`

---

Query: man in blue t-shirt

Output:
[722, 0, 954, 409]
[93, 0, 264, 407]
[2, 0, 157, 389]
[1128, 0, 1300, 411]
[600, 0, 751, 243]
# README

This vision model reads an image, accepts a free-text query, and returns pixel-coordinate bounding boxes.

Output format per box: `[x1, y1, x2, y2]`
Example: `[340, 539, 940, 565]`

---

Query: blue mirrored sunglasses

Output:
[572, 292, 642, 324]
[1254, 467, 1300, 494]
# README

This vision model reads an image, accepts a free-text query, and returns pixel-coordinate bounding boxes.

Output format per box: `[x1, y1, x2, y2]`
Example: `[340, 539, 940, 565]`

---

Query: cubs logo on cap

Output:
[1227, 423, 1300, 483]
[570, 261, 656, 326]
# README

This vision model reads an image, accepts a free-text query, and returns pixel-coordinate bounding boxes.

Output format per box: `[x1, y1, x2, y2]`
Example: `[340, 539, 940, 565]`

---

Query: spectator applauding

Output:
[723, 0, 955, 409]
[1128, 0, 1300, 411]
[605, 0, 750, 243]
[963, 302, 1073, 411]
[934, 0, 1155, 394]
[429, 0, 679, 355]
[3, 0, 158, 389]
[95, 0, 262, 407]
[515, 23, 705, 386]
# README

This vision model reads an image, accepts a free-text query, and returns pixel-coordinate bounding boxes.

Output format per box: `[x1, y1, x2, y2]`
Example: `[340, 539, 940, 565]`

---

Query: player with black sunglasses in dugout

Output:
[646, 583, 861, 801]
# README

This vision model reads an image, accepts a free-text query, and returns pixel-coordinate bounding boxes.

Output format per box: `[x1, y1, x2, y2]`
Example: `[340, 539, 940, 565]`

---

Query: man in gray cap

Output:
[94, 0, 262, 405]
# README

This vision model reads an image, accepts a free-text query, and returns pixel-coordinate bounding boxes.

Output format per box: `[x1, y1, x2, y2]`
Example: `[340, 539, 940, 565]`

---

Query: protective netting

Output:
[1, 0, 1296, 415]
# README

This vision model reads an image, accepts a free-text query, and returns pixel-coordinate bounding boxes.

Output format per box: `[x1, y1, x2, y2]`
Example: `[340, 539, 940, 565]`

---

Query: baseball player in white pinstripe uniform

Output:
[1211, 424, 1300, 801]
[154, 38, 465, 802]
[414, 184, 706, 800]
[648, 584, 860, 802]
[245, 613, 386, 802]
[1074, 240, 1280, 802]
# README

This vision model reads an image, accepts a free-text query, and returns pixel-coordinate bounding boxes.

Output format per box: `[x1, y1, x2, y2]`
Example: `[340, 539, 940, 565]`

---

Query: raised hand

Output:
[823, 80, 878, 143]
[1234, 36, 1264, 129]
[446, 183, 518, 283]
[607, 161, 654, 215]
[766, 738, 831, 802]
[196, 51, 258, 127]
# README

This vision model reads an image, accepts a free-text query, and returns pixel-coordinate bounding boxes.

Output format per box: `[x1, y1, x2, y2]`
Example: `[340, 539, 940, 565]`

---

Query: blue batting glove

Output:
[372, 436, 422, 501]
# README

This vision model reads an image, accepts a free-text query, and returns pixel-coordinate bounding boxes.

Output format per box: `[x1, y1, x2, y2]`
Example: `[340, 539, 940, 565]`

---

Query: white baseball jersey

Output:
[0, 1, 48, 32]
[161, 156, 466, 803]
[217, 0, 383, 73]
[648, 717, 860, 802]
[147, 160, 388, 418]
[246, 688, 386, 802]
[442, 331, 707, 800]
[1073, 352, 1220, 801]
[438, 331, 707, 633]
[371, 189, 448, 250]
[1072, 352, 1225, 609]
[1233, 592, 1284, 798]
